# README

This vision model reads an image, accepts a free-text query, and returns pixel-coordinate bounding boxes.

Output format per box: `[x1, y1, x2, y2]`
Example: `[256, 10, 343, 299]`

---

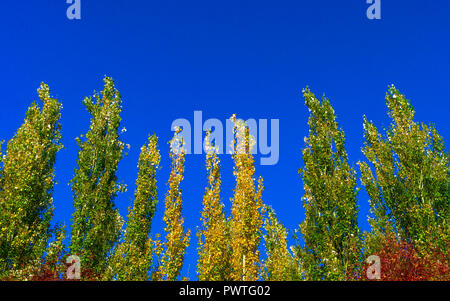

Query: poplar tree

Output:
[69, 76, 126, 275]
[0, 140, 3, 171]
[105, 135, 161, 280]
[262, 206, 299, 281]
[0, 83, 62, 274]
[294, 88, 360, 281]
[359, 86, 449, 255]
[197, 131, 231, 281]
[229, 115, 264, 281]
[0, 140, 3, 190]
[44, 224, 66, 279]
[154, 129, 190, 281]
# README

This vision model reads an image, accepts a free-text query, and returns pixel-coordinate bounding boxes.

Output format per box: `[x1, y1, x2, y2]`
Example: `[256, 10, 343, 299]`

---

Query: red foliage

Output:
[377, 236, 448, 281]
[16, 251, 101, 281]
[30, 260, 100, 281]
[350, 234, 449, 281]
[0, 249, 102, 281]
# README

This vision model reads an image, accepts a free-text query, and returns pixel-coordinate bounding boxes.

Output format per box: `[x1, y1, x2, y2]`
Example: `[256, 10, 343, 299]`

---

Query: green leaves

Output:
[359, 86, 449, 256]
[295, 88, 360, 281]
[69, 76, 125, 276]
[0, 83, 63, 276]
[0, 79, 447, 281]
[105, 135, 161, 281]
[263, 206, 300, 281]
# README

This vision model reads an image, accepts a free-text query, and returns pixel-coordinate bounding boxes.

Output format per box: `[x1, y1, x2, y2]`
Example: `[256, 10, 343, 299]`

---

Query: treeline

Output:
[0, 77, 448, 281]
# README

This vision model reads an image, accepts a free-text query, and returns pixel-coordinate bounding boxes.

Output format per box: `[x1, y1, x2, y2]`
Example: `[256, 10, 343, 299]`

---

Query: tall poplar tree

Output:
[154, 129, 190, 281]
[197, 131, 231, 281]
[0, 83, 62, 274]
[262, 206, 299, 281]
[0, 140, 3, 171]
[69, 76, 126, 275]
[105, 135, 161, 280]
[229, 115, 264, 281]
[294, 88, 360, 281]
[359, 86, 449, 255]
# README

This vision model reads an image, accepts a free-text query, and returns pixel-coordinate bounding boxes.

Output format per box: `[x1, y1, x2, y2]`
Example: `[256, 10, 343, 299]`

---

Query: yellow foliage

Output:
[154, 128, 191, 281]
[228, 115, 264, 281]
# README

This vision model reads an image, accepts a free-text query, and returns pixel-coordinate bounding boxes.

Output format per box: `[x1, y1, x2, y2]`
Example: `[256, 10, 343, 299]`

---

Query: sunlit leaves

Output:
[69, 76, 125, 276]
[352, 233, 449, 281]
[154, 129, 190, 281]
[262, 206, 300, 281]
[229, 115, 264, 281]
[105, 135, 161, 281]
[197, 131, 231, 281]
[359, 86, 449, 256]
[0, 83, 62, 277]
[0, 79, 447, 281]
[294, 88, 361, 281]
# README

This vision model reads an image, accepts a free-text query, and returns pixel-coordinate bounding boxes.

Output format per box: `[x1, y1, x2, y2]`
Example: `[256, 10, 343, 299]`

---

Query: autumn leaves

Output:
[0, 76, 448, 281]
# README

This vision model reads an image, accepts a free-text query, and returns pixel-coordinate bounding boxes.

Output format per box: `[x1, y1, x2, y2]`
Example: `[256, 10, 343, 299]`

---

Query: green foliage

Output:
[0, 140, 3, 174]
[359, 86, 449, 256]
[0, 83, 62, 276]
[0, 79, 447, 281]
[263, 206, 300, 281]
[0, 139, 3, 190]
[69, 76, 126, 275]
[44, 223, 67, 278]
[294, 88, 361, 281]
[105, 135, 161, 280]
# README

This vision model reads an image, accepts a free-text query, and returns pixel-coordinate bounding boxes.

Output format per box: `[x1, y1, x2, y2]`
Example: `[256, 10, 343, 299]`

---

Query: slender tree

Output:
[229, 115, 264, 281]
[105, 135, 161, 280]
[0, 83, 63, 277]
[294, 88, 360, 281]
[69, 76, 126, 276]
[0, 139, 3, 171]
[359, 86, 449, 255]
[154, 128, 190, 281]
[0, 139, 3, 188]
[262, 206, 300, 281]
[197, 131, 231, 281]
[44, 223, 66, 279]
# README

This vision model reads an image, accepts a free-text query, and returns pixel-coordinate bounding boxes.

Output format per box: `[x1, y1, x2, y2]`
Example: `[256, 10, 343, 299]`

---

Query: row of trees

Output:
[0, 77, 448, 280]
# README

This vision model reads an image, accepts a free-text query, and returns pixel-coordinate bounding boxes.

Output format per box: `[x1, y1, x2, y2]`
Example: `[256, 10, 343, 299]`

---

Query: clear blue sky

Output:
[1, 1, 449, 279]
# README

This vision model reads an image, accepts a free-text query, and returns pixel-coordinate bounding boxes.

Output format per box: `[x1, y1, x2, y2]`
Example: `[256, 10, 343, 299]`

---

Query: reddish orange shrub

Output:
[349, 234, 449, 281]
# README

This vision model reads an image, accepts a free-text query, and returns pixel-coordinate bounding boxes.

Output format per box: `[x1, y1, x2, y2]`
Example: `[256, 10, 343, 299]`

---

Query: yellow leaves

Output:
[228, 115, 264, 281]
[197, 135, 231, 280]
[155, 130, 190, 281]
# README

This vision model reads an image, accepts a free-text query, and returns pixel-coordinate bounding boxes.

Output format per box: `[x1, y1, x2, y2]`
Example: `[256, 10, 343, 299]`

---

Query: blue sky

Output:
[1, 1, 449, 279]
